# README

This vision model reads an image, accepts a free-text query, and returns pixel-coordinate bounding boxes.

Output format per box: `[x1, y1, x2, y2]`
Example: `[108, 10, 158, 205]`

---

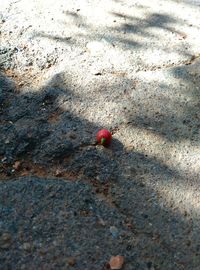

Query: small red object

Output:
[96, 129, 112, 146]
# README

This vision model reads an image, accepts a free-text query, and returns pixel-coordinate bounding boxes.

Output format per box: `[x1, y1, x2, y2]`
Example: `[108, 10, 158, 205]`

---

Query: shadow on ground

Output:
[34, 7, 189, 57]
[0, 1, 199, 269]
[126, 64, 200, 144]
[0, 70, 200, 269]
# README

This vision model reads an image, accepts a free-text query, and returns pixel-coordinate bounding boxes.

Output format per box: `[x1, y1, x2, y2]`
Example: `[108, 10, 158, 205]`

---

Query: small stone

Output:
[68, 257, 76, 266]
[13, 161, 21, 171]
[109, 226, 119, 238]
[1, 157, 7, 162]
[109, 255, 125, 270]
[18, 81, 24, 86]
[0, 233, 12, 249]
[26, 60, 33, 66]
[94, 71, 103, 76]
[22, 242, 32, 252]
[55, 169, 64, 177]
[68, 132, 77, 140]
[125, 223, 134, 230]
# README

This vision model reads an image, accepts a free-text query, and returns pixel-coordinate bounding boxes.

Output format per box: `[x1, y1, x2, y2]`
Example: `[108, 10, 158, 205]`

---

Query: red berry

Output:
[96, 129, 112, 146]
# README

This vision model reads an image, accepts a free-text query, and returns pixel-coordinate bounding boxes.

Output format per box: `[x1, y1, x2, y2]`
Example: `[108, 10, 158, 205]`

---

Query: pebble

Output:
[109, 255, 125, 270]
[109, 226, 119, 238]
[18, 81, 24, 86]
[0, 233, 12, 249]
[22, 242, 32, 252]
[13, 161, 21, 171]
[55, 169, 64, 177]
[68, 257, 76, 266]
[68, 131, 77, 139]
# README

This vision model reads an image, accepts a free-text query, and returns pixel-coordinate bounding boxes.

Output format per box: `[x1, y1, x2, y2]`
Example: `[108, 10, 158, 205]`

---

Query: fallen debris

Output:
[109, 255, 125, 270]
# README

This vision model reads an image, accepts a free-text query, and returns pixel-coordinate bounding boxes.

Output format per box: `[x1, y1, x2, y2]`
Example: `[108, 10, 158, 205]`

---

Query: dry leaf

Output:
[109, 255, 125, 270]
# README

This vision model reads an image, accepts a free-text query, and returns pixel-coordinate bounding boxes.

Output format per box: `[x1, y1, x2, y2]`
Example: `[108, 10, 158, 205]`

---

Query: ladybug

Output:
[96, 129, 112, 146]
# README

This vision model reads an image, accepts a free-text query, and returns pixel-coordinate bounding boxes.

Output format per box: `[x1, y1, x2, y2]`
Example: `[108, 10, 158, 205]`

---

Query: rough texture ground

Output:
[0, 0, 200, 269]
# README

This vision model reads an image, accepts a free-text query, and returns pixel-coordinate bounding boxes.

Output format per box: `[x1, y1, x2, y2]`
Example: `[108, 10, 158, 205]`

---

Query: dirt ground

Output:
[0, 0, 200, 269]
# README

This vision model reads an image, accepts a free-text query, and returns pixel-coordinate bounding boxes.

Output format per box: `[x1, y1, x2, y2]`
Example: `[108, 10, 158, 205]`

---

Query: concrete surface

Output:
[0, 0, 200, 269]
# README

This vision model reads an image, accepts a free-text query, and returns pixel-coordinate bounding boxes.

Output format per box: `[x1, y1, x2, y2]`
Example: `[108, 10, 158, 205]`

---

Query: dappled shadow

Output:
[172, 0, 200, 7]
[1, 0, 200, 268]
[31, 2, 195, 78]
[0, 70, 200, 269]
[35, 32, 73, 44]
[125, 59, 200, 144]
[34, 9, 180, 51]
[111, 12, 179, 35]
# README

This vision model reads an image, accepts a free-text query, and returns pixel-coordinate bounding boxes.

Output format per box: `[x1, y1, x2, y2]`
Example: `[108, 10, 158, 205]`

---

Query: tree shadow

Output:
[0, 1, 200, 268]
[0, 70, 200, 269]
[34, 32, 73, 44]
[31, 4, 195, 73]
[34, 9, 181, 51]
[171, 0, 200, 7]
[125, 59, 200, 144]
[111, 12, 179, 35]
